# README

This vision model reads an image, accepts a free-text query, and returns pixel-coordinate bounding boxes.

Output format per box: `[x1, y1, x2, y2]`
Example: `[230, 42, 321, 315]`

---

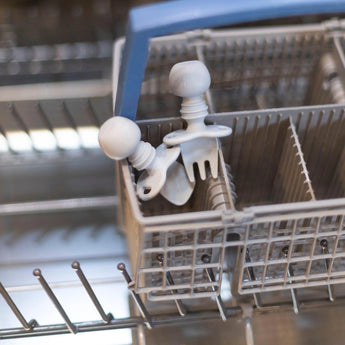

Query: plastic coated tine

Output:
[320, 239, 335, 302]
[245, 249, 262, 308]
[72, 261, 113, 323]
[33, 269, 77, 334]
[282, 247, 299, 314]
[0, 282, 37, 330]
[117, 263, 153, 329]
[156, 254, 187, 317]
[201, 254, 227, 321]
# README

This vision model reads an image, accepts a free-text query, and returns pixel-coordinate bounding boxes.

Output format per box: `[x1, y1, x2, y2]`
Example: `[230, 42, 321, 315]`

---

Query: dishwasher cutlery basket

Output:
[113, 0, 345, 303]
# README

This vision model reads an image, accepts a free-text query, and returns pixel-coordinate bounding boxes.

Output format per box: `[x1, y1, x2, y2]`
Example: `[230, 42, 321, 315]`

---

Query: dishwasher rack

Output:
[116, 20, 345, 303]
[2, 1, 345, 344]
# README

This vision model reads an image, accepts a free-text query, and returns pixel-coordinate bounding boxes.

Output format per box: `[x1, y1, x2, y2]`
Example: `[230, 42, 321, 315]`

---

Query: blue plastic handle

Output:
[115, 0, 345, 120]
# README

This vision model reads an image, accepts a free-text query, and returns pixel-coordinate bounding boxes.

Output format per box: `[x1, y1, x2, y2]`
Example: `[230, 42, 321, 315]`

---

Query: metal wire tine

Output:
[320, 239, 335, 302]
[245, 249, 262, 308]
[201, 254, 227, 321]
[244, 317, 255, 345]
[117, 263, 153, 330]
[86, 98, 101, 127]
[156, 254, 187, 317]
[282, 246, 299, 314]
[33, 269, 77, 334]
[60, 100, 78, 130]
[72, 261, 113, 323]
[0, 282, 38, 331]
[8, 102, 38, 153]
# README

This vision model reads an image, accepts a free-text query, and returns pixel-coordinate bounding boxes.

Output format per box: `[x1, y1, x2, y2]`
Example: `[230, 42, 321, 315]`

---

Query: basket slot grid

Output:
[137, 43, 198, 119]
[213, 107, 345, 210]
[239, 214, 345, 293]
[218, 114, 315, 209]
[137, 226, 224, 297]
[136, 31, 335, 119]
[271, 120, 315, 203]
[297, 108, 345, 199]
[204, 34, 333, 112]
[206, 34, 325, 81]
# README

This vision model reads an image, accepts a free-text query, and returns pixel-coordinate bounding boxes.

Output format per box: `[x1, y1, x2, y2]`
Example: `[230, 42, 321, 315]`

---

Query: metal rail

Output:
[0, 309, 244, 340]
[0, 196, 118, 215]
[2, 294, 345, 340]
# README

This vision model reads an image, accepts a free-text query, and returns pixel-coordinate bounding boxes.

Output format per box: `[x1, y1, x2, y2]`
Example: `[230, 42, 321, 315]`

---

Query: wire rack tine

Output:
[33, 269, 77, 334]
[245, 249, 262, 308]
[117, 263, 153, 329]
[320, 239, 335, 302]
[201, 254, 227, 321]
[156, 254, 187, 317]
[282, 246, 299, 314]
[0, 282, 38, 330]
[72, 261, 113, 323]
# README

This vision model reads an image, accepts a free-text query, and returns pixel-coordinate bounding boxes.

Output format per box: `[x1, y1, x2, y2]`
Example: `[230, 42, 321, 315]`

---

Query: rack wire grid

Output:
[0, 39, 113, 156]
[114, 21, 345, 301]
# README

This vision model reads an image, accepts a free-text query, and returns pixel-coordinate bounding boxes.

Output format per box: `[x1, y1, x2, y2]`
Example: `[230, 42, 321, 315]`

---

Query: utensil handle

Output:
[115, 0, 345, 120]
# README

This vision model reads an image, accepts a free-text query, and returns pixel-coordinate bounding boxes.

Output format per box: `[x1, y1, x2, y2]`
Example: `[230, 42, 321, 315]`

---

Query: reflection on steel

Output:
[72, 261, 113, 323]
[0, 196, 118, 215]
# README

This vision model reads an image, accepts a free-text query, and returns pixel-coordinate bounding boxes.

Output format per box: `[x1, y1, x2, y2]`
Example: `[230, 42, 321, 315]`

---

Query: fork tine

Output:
[210, 155, 219, 179]
[184, 161, 196, 183]
[198, 161, 207, 180]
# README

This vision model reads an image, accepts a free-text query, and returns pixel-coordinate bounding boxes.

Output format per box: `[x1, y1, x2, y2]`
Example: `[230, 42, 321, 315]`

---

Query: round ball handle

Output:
[98, 116, 141, 160]
[169, 60, 211, 98]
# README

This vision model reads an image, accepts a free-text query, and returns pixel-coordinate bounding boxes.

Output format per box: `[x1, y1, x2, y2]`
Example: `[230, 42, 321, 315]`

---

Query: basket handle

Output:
[115, 0, 345, 120]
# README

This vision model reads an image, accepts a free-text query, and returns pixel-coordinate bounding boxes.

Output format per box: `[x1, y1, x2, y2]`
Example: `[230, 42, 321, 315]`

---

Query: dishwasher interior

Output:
[2, 1, 345, 345]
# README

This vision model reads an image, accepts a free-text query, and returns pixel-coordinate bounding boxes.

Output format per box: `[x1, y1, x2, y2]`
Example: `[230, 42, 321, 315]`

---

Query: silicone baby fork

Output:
[163, 61, 232, 183]
[98, 116, 195, 205]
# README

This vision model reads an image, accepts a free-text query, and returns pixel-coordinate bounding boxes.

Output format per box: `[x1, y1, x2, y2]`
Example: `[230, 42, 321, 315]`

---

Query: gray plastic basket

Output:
[114, 22, 345, 301]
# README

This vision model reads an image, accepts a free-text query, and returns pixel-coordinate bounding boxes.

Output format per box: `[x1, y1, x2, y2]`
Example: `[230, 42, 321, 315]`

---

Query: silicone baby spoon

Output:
[98, 116, 194, 205]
